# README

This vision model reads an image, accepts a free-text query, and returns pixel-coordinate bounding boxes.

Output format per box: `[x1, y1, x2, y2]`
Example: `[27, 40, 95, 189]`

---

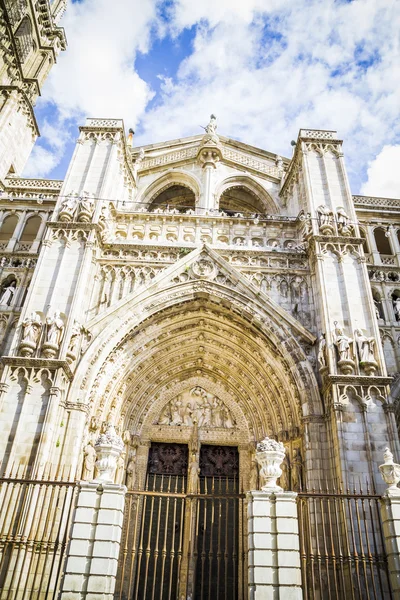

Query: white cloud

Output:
[138, 0, 400, 193]
[23, 0, 400, 193]
[361, 145, 400, 198]
[23, 146, 62, 178]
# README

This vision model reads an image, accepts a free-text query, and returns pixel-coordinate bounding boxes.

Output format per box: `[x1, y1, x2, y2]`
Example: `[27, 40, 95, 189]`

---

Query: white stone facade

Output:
[0, 110, 400, 597]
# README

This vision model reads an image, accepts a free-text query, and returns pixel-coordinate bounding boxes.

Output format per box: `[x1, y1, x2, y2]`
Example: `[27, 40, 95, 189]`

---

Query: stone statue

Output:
[82, 440, 97, 481]
[126, 456, 137, 489]
[68, 321, 81, 355]
[201, 114, 219, 144]
[317, 205, 334, 233]
[188, 453, 200, 494]
[334, 326, 352, 361]
[291, 448, 303, 492]
[354, 329, 376, 364]
[279, 455, 290, 491]
[393, 298, 400, 320]
[20, 312, 42, 356]
[317, 333, 327, 368]
[60, 192, 79, 219]
[374, 300, 381, 320]
[78, 192, 95, 222]
[115, 453, 125, 485]
[0, 280, 16, 306]
[249, 455, 259, 490]
[122, 429, 131, 445]
[46, 311, 64, 347]
[336, 207, 352, 236]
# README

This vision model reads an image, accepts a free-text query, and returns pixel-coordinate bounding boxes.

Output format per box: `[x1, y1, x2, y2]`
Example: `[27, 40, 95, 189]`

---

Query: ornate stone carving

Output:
[201, 114, 219, 145]
[94, 425, 124, 483]
[19, 311, 42, 356]
[317, 205, 334, 235]
[333, 324, 355, 375]
[190, 257, 218, 280]
[157, 386, 236, 428]
[379, 448, 400, 494]
[354, 329, 378, 375]
[255, 437, 286, 491]
[42, 311, 64, 358]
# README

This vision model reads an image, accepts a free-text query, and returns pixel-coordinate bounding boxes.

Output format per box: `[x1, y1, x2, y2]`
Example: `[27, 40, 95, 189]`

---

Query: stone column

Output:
[379, 448, 400, 598]
[60, 481, 126, 600]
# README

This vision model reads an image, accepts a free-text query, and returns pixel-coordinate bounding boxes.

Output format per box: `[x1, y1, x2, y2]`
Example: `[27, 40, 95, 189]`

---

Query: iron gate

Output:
[297, 486, 393, 600]
[115, 443, 246, 600]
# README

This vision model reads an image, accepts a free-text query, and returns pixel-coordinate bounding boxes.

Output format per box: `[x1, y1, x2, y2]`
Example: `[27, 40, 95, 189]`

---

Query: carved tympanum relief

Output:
[157, 386, 236, 428]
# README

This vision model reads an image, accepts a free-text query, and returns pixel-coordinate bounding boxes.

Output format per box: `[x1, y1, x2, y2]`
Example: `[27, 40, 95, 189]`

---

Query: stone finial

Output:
[379, 447, 400, 495]
[94, 425, 124, 484]
[255, 436, 286, 491]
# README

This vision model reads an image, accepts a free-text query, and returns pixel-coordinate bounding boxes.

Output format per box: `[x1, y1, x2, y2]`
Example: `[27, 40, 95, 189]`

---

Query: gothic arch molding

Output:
[214, 175, 278, 214]
[137, 170, 201, 207]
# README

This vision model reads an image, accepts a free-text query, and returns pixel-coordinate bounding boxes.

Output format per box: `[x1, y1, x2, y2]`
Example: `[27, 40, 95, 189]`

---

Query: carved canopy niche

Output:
[157, 386, 236, 429]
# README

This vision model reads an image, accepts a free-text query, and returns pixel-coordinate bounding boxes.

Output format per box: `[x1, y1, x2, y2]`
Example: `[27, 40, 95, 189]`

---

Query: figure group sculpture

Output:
[330, 323, 378, 375]
[158, 386, 235, 428]
[59, 191, 95, 223]
[317, 205, 353, 236]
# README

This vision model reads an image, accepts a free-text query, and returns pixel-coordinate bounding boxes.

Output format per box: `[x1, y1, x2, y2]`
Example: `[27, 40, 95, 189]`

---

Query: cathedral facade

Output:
[1, 4, 400, 600]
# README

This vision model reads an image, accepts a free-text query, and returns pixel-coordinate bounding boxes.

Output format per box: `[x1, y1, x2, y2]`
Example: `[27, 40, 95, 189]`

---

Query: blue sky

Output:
[24, 0, 400, 197]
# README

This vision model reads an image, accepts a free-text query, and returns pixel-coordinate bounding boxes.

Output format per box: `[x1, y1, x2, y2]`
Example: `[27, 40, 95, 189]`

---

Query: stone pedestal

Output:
[60, 481, 126, 600]
[247, 490, 302, 600]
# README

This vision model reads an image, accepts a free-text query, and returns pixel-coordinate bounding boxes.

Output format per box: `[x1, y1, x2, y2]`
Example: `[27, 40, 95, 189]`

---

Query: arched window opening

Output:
[392, 290, 400, 322]
[14, 16, 34, 63]
[359, 228, 370, 254]
[397, 229, 400, 248]
[374, 227, 393, 255]
[0, 215, 18, 247]
[372, 290, 384, 320]
[219, 186, 266, 215]
[19, 216, 41, 247]
[149, 185, 196, 212]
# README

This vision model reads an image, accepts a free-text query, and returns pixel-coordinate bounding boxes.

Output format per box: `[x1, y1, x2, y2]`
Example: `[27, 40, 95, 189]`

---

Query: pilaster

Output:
[247, 490, 302, 600]
[60, 481, 126, 600]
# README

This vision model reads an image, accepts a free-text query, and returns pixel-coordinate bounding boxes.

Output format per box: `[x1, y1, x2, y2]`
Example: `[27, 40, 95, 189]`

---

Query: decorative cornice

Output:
[354, 195, 400, 211]
[328, 375, 393, 385]
[1, 356, 74, 380]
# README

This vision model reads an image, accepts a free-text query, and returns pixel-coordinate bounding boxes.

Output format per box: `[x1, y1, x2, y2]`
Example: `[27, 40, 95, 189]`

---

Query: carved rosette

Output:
[255, 437, 286, 492]
[94, 425, 124, 484]
[379, 448, 400, 494]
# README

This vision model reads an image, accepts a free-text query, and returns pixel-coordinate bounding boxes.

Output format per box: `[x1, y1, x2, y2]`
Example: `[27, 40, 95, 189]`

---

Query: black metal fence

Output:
[297, 486, 392, 600]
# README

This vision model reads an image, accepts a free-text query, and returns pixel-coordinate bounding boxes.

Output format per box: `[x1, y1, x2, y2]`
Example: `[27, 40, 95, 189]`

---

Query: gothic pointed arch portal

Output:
[73, 268, 322, 598]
